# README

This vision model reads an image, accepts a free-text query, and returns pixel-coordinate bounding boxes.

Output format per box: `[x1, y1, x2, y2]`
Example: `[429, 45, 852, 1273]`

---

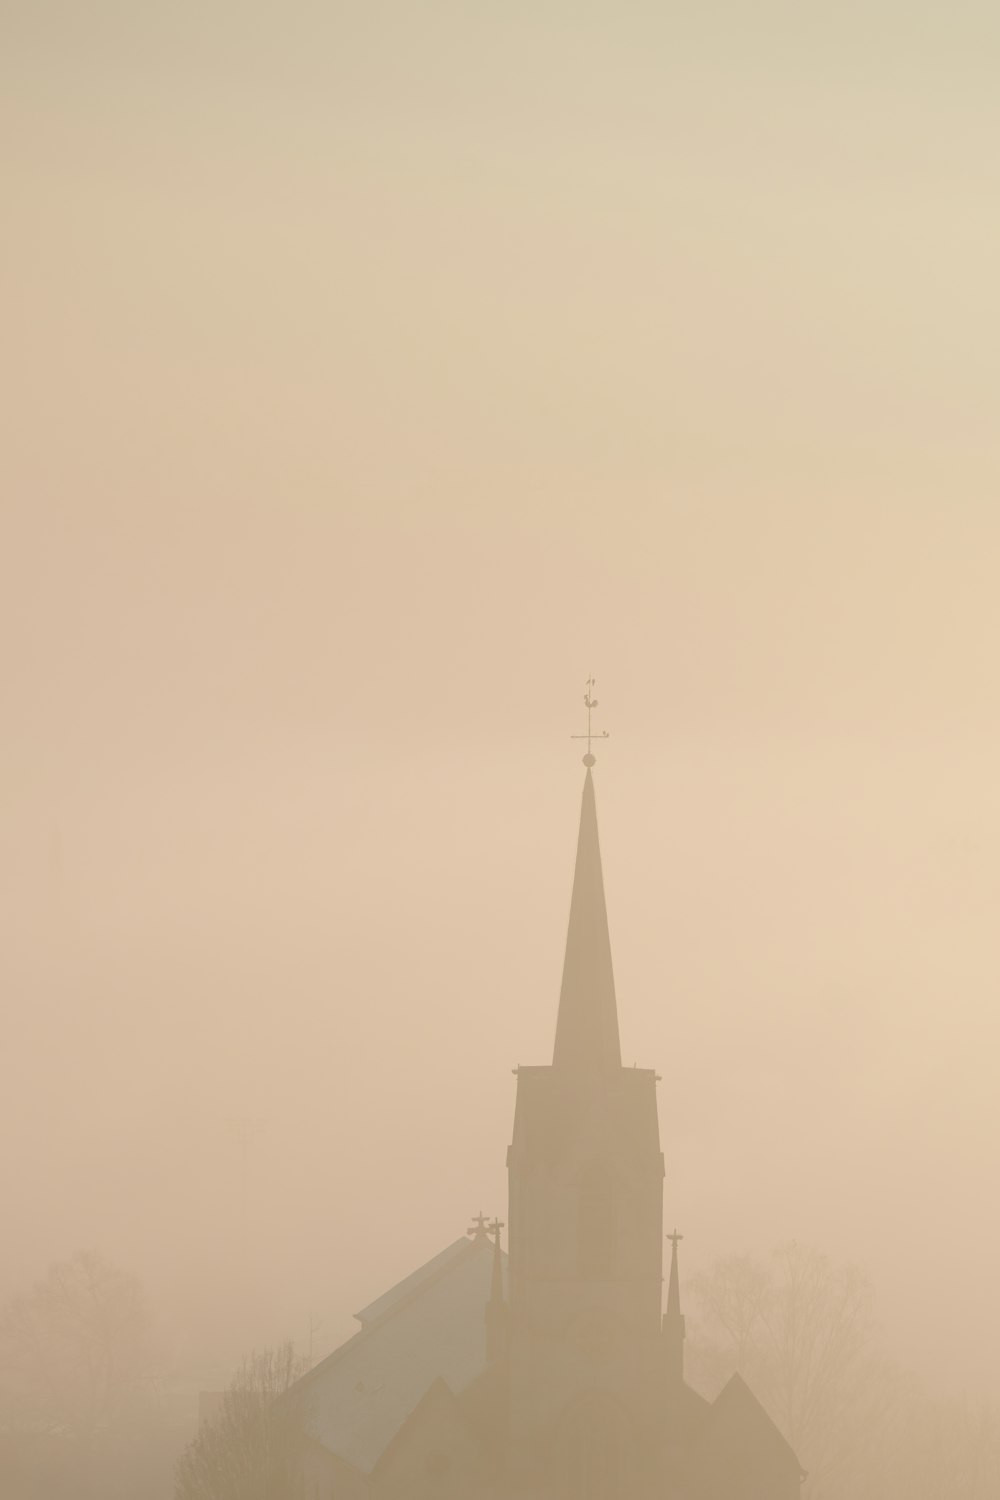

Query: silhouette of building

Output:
[293, 767, 804, 1498]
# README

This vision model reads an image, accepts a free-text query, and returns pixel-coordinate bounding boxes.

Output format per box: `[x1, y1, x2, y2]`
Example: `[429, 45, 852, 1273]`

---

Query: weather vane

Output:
[571, 676, 609, 766]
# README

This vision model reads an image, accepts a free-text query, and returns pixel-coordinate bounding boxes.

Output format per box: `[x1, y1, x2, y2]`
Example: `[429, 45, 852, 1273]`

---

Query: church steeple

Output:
[552, 769, 622, 1073]
[506, 725, 666, 1458]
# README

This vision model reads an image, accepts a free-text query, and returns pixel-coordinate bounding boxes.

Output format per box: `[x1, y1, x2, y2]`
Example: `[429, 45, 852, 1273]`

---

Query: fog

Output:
[3, 3, 1000, 1495]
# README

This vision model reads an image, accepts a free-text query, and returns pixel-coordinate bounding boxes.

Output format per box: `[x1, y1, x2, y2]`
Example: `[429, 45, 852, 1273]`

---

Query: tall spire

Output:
[663, 1230, 686, 1382]
[552, 769, 622, 1072]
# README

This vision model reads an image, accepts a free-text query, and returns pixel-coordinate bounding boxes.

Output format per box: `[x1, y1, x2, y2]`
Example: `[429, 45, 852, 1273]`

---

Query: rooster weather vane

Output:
[571, 676, 610, 767]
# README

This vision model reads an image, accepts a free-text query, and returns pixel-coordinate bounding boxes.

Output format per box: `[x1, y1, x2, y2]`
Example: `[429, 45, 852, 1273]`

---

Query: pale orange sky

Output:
[3, 2, 999, 1396]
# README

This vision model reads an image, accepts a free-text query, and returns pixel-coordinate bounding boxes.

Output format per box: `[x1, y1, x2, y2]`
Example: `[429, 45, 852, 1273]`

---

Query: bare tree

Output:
[0, 1249, 154, 1442]
[175, 1342, 307, 1500]
[689, 1242, 887, 1496]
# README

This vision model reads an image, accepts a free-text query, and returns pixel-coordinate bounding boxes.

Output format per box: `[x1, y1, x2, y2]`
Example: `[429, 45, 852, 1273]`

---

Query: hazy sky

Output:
[3, 3, 1000, 1395]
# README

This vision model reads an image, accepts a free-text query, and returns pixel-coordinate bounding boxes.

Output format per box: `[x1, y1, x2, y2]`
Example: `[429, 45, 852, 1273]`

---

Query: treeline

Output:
[687, 1242, 999, 1500]
[1, 1244, 995, 1499]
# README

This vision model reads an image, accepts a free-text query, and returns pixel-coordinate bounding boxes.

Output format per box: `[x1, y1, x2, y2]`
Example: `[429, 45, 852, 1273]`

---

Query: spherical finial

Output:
[583, 752, 596, 767]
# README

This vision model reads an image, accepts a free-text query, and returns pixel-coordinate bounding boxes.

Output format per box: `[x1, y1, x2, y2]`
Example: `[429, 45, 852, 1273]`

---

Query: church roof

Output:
[693, 1371, 805, 1480]
[294, 1232, 505, 1475]
[354, 1237, 475, 1327]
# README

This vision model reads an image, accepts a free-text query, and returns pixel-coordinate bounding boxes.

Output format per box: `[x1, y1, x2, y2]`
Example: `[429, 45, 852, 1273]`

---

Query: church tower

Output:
[505, 762, 666, 1494]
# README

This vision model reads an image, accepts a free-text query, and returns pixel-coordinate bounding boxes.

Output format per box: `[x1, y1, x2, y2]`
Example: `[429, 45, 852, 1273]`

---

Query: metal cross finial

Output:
[488, 1218, 505, 1243]
[570, 676, 610, 767]
[667, 1229, 684, 1247]
[468, 1211, 490, 1240]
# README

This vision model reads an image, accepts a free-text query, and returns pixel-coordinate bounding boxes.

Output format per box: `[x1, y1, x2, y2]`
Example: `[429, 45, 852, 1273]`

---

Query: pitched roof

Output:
[701, 1372, 804, 1476]
[293, 1233, 506, 1474]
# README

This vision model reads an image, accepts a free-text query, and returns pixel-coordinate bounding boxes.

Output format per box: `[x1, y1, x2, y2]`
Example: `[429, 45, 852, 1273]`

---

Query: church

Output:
[290, 753, 804, 1499]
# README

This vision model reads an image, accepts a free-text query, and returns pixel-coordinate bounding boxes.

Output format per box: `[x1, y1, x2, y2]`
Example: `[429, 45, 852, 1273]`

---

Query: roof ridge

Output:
[354, 1235, 495, 1329]
[294, 1234, 507, 1394]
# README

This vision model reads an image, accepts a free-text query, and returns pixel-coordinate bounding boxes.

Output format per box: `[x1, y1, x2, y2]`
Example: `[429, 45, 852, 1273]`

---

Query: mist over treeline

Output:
[2, 1241, 996, 1498]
